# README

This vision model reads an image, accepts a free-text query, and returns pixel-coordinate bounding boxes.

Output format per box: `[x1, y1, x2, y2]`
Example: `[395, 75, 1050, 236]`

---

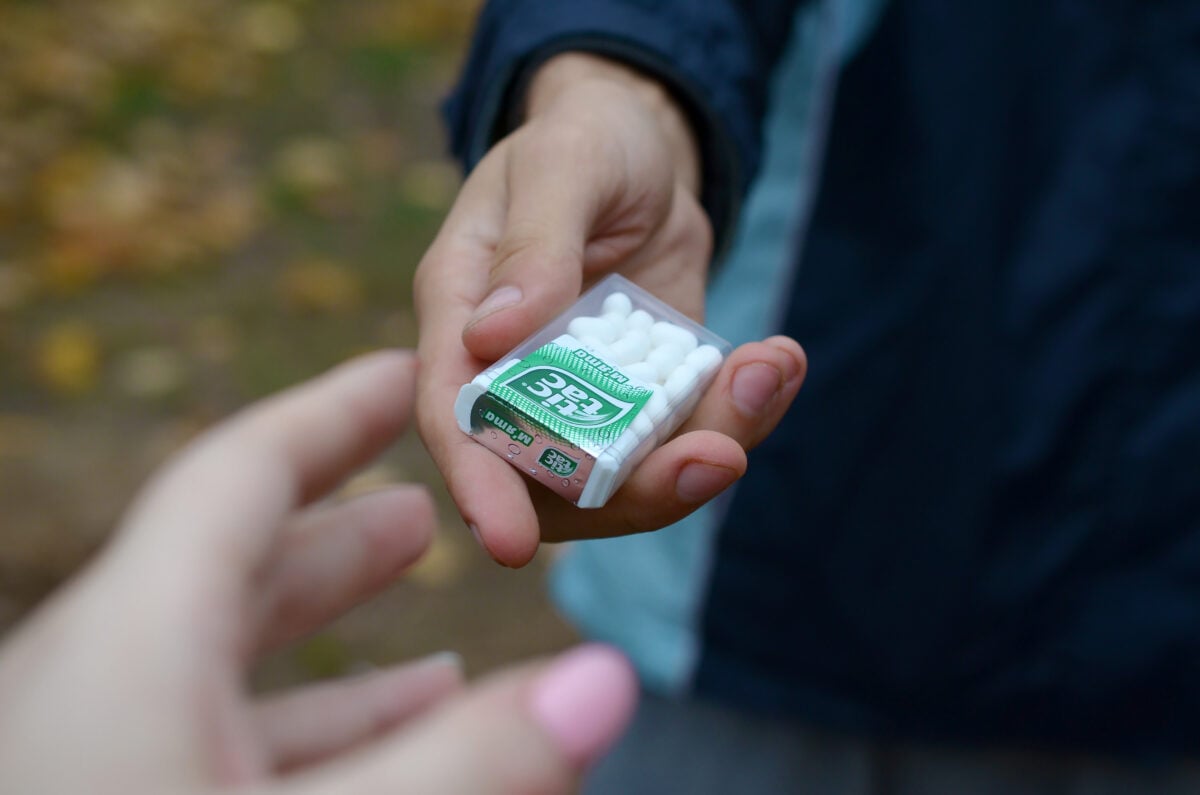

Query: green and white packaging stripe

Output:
[487, 338, 652, 456]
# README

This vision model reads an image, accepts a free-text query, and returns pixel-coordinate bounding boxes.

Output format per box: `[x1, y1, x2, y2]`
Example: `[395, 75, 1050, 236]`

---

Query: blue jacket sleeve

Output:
[443, 0, 807, 254]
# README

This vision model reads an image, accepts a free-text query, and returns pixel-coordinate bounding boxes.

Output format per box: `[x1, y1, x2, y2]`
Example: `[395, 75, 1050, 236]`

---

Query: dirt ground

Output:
[0, 0, 579, 688]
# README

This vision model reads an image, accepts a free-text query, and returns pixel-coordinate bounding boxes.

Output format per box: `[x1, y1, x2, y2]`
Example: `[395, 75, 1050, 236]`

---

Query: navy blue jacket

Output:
[446, 0, 1200, 754]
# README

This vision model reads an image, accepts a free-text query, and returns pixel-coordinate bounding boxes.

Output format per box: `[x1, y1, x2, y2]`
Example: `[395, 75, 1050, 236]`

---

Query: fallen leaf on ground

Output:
[236, 1, 303, 54]
[34, 321, 101, 396]
[273, 136, 348, 196]
[277, 258, 364, 314]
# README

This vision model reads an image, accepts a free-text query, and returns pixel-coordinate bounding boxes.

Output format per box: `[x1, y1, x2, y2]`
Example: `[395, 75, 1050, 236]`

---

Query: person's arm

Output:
[445, 0, 808, 251]
[414, 1, 810, 567]
[522, 53, 701, 197]
[0, 352, 637, 794]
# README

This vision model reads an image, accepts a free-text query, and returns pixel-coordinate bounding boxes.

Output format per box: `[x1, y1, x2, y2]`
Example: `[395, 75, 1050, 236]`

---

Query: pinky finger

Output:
[279, 645, 636, 795]
[256, 653, 465, 773]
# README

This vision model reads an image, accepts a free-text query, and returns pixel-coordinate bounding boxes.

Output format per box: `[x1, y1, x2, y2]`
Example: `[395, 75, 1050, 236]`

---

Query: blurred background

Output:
[0, 0, 576, 686]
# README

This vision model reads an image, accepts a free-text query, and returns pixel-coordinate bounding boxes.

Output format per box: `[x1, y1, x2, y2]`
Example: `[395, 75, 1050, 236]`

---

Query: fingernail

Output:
[529, 644, 637, 767]
[675, 461, 739, 503]
[418, 650, 465, 675]
[469, 523, 520, 568]
[470, 285, 522, 324]
[763, 336, 805, 375]
[731, 362, 783, 416]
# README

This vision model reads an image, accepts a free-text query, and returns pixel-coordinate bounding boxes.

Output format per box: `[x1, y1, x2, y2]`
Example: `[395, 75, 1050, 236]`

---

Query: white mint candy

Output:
[646, 343, 685, 381]
[645, 384, 669, 421]
[650, 321, 698, 354]
[568, 316, 618, 343]
[648, 321, 675, 346]
[601, 312, 628, 336]
[608, 428, 641, 459]
[622, 327, 651, 348]
[684, 344, 724, 375]
[631, 412, 654, 439]
[602, 291, 633, 317]
[622, 361, 658, 384]
[664, 363, 699, 399]
[607, 330, 650, 365]
[626, 309, 654, 331]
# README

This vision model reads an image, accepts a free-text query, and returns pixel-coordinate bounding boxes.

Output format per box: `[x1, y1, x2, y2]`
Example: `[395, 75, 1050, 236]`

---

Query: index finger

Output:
[111, 351, 419, 614]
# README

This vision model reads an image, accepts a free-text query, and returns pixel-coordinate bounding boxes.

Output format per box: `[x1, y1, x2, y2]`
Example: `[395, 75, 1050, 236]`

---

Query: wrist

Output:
[522, 53, 701, 196]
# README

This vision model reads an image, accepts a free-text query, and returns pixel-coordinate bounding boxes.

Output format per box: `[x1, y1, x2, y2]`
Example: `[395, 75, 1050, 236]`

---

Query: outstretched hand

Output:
[0, 351, 636, 795]
[416, 54, 807, 566]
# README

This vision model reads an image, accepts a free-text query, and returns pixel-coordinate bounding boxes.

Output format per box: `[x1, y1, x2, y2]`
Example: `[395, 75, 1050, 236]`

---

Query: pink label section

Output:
[470, 394, 597, 505]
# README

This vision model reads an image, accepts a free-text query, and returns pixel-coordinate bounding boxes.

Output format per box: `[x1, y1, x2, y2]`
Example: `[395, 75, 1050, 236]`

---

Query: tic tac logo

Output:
[503, 366, 634, 428]
[538, 447, 579, 477]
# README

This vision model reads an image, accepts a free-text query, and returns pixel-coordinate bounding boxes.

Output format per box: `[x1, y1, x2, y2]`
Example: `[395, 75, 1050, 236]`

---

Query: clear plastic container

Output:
[454, 274, 731, 508]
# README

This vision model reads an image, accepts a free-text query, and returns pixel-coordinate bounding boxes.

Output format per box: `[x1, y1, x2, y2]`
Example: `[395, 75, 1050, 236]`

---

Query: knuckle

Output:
[519, 116, 622, 189]
[490, 231, 540, 279]
[492, 225, 579, 283]
[265, 579, 319, 644]
[527, 116, 604, 160]
[615, 499, 672, 536]
[672, 192, 713, 262]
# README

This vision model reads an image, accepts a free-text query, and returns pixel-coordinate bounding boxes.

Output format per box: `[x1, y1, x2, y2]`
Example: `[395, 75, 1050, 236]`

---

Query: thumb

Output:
[283, 645, 637, 795]
[460, 131, 605, 362]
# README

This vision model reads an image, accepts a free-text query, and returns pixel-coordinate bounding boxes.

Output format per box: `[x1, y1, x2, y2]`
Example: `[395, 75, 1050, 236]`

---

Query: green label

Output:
[538, 447, 579, 477]
[489, 340, 651, 451]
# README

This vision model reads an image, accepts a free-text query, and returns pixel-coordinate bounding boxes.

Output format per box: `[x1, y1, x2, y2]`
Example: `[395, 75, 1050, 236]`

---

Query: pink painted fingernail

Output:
[470, 285, 522, 325]
[528, 644, 638, 767]
[417, 650, 465, 675]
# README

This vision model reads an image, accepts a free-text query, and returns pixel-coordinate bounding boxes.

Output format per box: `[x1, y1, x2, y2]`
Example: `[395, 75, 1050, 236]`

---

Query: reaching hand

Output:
[416, 53, 807, 566]
[0, 351, 636, 795]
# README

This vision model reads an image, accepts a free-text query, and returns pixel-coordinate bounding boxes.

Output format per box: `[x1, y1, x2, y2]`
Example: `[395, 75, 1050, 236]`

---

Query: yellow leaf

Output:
[195, 182, 262, 251]
[16, 46, 113, 108]
[274, 137, 348, 195]
[92, 160, 157, 224]
[38, 239, 102, 294]
[358, 0, 481, 45]
[236, 1, 303, 54]
[277, 259, 364, 314]
[36, 145, 108, 229]
[165, 44, 240, 101]
[35, 321, 101, 396]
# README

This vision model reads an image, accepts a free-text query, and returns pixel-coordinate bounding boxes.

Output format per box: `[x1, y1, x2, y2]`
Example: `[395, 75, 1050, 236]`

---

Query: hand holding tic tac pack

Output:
[456, 275, 731, 508]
